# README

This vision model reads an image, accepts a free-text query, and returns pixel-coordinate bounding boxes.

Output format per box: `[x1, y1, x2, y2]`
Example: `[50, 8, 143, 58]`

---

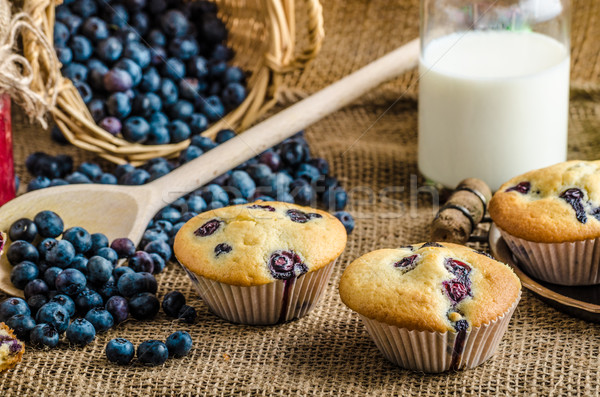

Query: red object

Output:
[0, 94, 14, 206]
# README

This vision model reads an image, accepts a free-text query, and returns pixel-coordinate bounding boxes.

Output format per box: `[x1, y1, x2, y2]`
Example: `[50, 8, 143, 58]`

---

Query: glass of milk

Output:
[418, 0, 571, 191]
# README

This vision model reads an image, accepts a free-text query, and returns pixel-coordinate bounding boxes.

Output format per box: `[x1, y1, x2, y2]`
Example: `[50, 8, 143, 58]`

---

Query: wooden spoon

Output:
[0, 39, 420, 297]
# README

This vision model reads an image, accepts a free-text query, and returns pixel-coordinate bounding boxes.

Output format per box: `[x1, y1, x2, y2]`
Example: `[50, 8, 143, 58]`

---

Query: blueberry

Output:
[141, 229, 168, 247]
[30, 323, 60, 348]
[128, 292, 160, 320]
[74, 289, 104, 313]
[110, 238, 136, 258]
[6, 314, 36, 341]
[259, 150, 281, 171]
[10, 261, 39, 289]
[59, 13, 83, 35]
[149, 111, 169, 126]
[54, 21, 70, 47]
[266, 172, 292, 197]
[0, 298, 31, 322]
[61, 62, 88, 81]
[334, 211, 355, 234]
[65, 171, 92, 184]
[159, 78, 178, 106]
[147, 123, 171, 145]
[199, 96, 225, 121]
[147, 29, 166, 47]
[87, 99, 106, 122]
[96, 173, 117, 185]
[96, 247, 118, 267]
[106, 338, 135, 365]
[177, 146, 202, 164]
[26, 152, 48, 174]
[140, 67, 161, 92]
[123, 41, 151, 69]
[85, 307, 114, 333]
[117, 272, 156, 297]
[63, 226, 92, 254]
[166, 331, 193, 358]
[128, 251, 154, 273]
[560, 188, 587, 224]
[104, 68, 134, 93]
[36, 302, 70, 334]
[9, 218, 38, 243]
[179, 78, 202, 101]
[99, 117, 122, 136]
[161, 57, 186, 80]
[86, 256, 114, 286]
[223, 66, 244, 84]
[32, 155, 61, 178]
[188, 56, 209, 79]
[49, 294, 76, 317]
[246, 164, 272, 182]
[150, 46, 167, 66]
[208, 60, 227, 80]
[143, 240, 172, 262]
[168, 99, 194, 121]
[506, 181, 530, 194]
[107, 92, 132, 119]
[168, 37, 198, 60]
[170, 222, 185, 237]
[149, 253, 166, 274]
[222, 82, 247, 109]
[26, 294, 48, 317]
[113, 266, 134, 280]
[153, 219, 174, 234]
[268, 250, 308, 280]
[121, 169, 150, 185]
[105, 295, 129, 324]
[27, 176, 51, 191]
[55, 268, 87, 296]
[123, 117, 151, 143]
[295, 163, 321, 182]
[66, 318, 96, 346]
[200, 15, 227, 44]
[46, 240, 75, 268]
[130, 10, 150, 34]
[71, 0, 97, 18]
[24, 279, 50, 300]
[97, 37, 123, 63]
[280, 140, 309, 166]
[215, 129, 236, 144]
[186, 195, 207, 213]
[200, 184, 229, 205]
[442, 280, 471, 304]
[43, 267, 63, 289]
[154, 206, 182, 225]
[289, 179, 315, 206]
[187, 113, 208, 135]
[101, 4, 129, 28]
[323, 186, 348, 211]
[229, 170, 256, 200]
[177, 305, 197, 324]
[7, 240, 39, 265]
[81, 17, 108, 42]
[70, 35, 93, 62]
[160, 10, 189, 37]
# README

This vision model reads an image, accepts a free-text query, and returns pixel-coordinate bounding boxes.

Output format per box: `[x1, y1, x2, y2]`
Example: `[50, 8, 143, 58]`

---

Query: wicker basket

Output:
[20, 0, 324, 165]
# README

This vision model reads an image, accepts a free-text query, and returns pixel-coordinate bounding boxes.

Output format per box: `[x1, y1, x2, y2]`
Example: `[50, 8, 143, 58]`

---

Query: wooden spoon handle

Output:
[147, 39, 420, 202]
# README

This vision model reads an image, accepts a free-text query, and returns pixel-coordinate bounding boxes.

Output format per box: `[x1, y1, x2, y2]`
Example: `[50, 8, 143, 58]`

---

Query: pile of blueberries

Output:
[55, 0, 246, 144]
[0, 210, 195, 358]
[106, 330, 192, 366]
[27, 131, 355, 235]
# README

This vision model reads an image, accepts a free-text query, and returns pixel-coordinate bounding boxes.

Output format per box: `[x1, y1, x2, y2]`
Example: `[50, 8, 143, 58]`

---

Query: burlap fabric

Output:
[2, 0, 600, 395]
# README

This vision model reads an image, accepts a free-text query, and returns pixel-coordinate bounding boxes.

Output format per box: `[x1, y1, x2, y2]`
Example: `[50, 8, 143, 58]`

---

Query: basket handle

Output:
[263, 0, 324, 73]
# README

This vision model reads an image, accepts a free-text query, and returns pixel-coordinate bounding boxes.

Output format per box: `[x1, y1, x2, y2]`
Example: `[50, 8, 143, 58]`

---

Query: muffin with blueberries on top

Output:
[489, 160, 600, 285]
[339, 242, 521, 373]
[174, 201, 347, 325]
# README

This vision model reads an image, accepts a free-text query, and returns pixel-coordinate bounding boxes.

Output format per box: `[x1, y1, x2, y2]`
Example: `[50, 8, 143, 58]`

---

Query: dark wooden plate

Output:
[489, 224, 600, 323]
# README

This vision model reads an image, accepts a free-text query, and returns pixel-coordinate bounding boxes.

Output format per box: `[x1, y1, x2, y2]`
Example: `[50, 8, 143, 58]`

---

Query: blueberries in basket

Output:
[81, 17, 109, 42]
[107, 92, 132, 119]
[99, 117, 122, 136]
[104, 68, 133, 93]
[158, 78, 178, 106]
[161, 57, 186, 81]
[71, 0, 98, 18]
[66, 318, 96, 346]
[160, 10, 189, 38]
[167, 120, 191, 143]
[147, 123, 170, 145]
[140, 67, 161, 93]
[199, 95, 225, 122]
[102, 4, 129, 29]
[123, 117, 151, 143]
[97, 37, 123, 63]
[166, 331, 193, 358]
[106, 338, 135, 365]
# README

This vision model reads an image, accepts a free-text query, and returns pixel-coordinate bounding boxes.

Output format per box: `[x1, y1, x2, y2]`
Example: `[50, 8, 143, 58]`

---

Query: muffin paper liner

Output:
[180, 259, 337, 325]
[497, 226, 600, 286]
[358, 292, 521, 373]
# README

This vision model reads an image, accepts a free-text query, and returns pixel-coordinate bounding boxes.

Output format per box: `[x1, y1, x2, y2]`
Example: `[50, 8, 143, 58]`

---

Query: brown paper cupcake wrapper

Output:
[497, 226, 600, 286]
[180, 259, 337, 325]
[358, 292, 521, 373]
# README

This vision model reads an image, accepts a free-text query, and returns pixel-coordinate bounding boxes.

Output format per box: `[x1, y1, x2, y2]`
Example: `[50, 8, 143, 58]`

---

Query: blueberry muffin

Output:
[339, 242, 521, 373]
[174, 201, 347, 325]
[489, 160, 600, 285]
[0, 323, 24, 372]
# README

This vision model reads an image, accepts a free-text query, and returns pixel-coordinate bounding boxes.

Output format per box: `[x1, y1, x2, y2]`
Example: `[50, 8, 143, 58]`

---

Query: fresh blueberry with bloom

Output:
[106, 338, 135, 365]
[66, 318, 96, 346]
[166, 331, 193, 358]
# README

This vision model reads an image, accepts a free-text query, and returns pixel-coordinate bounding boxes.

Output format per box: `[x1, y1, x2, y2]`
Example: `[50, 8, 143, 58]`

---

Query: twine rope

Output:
[0, 1, 58, 128]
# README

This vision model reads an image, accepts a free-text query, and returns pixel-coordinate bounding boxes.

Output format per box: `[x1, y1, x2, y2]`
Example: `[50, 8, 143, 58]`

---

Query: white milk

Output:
[418, 30, 570, 191]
